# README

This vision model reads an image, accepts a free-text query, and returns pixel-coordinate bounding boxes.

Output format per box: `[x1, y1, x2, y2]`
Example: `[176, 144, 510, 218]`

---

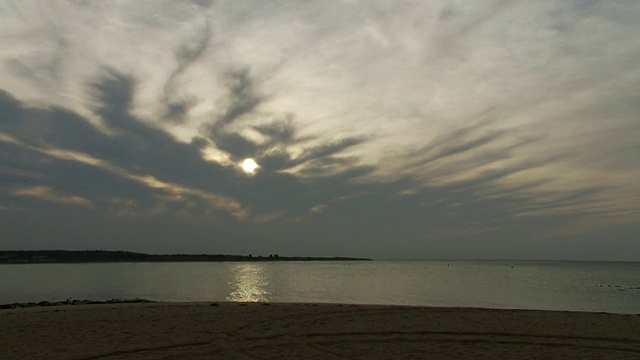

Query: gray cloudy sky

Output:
[0, 0, 638, 260]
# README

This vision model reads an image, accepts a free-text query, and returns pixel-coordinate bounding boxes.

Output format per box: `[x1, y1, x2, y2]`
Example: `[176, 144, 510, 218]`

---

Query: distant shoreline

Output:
[0, 250, 371, 264]
[1, 298, 154, 310]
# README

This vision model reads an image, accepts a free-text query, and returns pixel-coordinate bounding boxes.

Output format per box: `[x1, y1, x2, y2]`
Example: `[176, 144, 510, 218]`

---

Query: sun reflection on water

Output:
[227, 263, 269, 302]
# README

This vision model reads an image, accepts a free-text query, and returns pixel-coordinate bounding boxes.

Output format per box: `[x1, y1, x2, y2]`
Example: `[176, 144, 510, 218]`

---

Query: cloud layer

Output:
[0, 0, 638, 260]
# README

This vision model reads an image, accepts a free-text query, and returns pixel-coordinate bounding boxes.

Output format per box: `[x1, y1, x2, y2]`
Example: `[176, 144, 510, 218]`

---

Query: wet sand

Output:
[1, 302, 639, 359]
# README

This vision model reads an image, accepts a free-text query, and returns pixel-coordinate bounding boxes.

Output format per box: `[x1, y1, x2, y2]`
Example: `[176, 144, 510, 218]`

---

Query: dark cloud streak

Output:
[162, 19, 212, 123]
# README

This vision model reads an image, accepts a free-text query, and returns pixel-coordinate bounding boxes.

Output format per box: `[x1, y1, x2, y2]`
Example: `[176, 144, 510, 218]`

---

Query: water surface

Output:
[1, 261, 638, 314]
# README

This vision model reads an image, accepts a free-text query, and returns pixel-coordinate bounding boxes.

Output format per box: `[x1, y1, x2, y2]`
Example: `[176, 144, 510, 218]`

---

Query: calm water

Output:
[0, 261, 638, 314]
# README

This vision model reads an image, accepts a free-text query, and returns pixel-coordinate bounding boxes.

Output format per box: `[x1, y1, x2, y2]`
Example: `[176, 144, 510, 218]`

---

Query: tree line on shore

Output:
[0, 250, 371, 263]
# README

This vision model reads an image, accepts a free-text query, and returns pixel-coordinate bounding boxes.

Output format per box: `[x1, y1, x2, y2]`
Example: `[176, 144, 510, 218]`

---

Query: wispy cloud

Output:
[11, 186, 95, 209]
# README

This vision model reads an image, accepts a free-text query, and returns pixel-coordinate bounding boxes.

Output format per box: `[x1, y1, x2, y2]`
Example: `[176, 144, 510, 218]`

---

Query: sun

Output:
[240, 158, 259, 174]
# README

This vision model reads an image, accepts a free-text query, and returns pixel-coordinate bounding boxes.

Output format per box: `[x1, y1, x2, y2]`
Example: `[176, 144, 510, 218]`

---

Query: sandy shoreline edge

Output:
[2, 301, 639, 359]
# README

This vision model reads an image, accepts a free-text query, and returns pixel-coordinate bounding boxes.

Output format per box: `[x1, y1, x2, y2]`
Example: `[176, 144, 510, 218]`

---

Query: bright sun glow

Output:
[240, 158, 259, 174]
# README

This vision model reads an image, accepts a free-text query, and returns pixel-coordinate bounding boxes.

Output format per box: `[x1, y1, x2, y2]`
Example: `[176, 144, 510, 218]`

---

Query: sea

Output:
[0, 261, 638, 314]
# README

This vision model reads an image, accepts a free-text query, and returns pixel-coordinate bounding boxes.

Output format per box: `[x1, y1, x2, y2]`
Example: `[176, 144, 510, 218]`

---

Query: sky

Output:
[0, 0, 638, 260]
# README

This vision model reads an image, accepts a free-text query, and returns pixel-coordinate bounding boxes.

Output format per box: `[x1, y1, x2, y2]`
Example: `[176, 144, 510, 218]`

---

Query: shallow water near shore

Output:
[1, 260, 638, 313]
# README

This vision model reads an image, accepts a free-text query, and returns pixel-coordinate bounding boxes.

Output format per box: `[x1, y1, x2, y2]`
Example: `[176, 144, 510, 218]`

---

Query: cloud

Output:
[162, 19, 212, 123]
[211, 68, 262, 133]
[11, 186, 95, 209]
[0, 0, 638, 259]
[191, 0, 215, 8]
[0, 79, 249, 220]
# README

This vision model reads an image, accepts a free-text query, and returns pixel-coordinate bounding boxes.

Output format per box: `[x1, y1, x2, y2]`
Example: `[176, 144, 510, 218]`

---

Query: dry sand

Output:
[1, 302, 639, 359]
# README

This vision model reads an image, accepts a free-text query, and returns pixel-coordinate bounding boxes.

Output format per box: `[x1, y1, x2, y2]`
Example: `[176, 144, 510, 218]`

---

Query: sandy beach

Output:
[1, 302, 639, 359]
